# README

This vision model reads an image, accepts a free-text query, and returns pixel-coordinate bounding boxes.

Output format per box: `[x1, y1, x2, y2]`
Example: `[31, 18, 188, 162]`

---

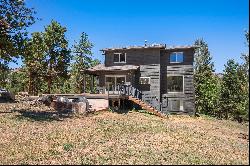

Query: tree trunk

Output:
[83, 73, 86, 93]
[47, 60, 53, 94]
[28, 72, 34, 95]
[225, 109, 228, 119]
[47, 77, 52, 94]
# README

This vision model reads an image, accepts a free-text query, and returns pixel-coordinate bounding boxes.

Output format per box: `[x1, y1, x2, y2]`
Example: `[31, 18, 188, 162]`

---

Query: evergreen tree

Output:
[194, 39, 220, 116]
[0, 0, 36, 86]
[238, 30, 249, 120]
[221, 59, 246, 122]
[71, 32, 94, 93]
[22, 32, 46, 95]
[43, 20, 71, 94]
[5, 67, 28, 93]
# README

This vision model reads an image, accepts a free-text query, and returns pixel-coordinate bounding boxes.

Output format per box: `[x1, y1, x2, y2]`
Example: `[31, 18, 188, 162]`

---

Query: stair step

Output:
[143, 107, 154, 110]
[128, 95, 166, 118]
[143, 105, 153, 109]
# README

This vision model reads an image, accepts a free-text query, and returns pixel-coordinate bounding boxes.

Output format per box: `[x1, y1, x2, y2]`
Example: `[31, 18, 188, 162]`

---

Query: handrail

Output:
[96, 84, 163, 112]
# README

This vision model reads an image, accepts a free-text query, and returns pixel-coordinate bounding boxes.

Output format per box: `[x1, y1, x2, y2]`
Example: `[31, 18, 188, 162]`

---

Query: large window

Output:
[114, 53, 126, 63]
[167, 76, 184, 93]
[170, 52, 184, 63]
[139, 77, 150, 84]
[105, 75, 126, 92]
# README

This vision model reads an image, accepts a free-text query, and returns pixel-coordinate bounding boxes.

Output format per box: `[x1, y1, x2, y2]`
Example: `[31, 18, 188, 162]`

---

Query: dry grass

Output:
[0, 103, 249, 165]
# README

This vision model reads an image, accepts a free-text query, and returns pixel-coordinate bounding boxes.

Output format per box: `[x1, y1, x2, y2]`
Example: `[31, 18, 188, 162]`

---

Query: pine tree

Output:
[43, 20, 71, 94]
[22, 32, 46, 95]
[221, 59, 246, 122]
[194, 39, 220, 116]
[5, 67, 28, 93]
[0, 0, 36, 86]
[238, 30, 249, 121]
[71, 32, 94, 93]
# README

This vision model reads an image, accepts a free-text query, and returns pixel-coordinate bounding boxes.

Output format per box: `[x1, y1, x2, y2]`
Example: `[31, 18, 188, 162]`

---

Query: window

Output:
[170, 52, 184, 63]
[167, 76, 184, 93]
[114, 53, 126, 63]
[105, 75, 126, 92]
[168, 100, 184, 111]
[140, 77, 150, 84]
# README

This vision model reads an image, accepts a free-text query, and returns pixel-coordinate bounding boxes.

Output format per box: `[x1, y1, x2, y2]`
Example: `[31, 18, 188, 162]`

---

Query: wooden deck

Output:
[41, 93, 128, 99]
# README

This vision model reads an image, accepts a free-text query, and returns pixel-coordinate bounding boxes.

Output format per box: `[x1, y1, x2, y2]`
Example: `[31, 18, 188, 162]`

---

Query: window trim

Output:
[139, 77, 151, 85]
[170, 52, 184, 63]
[105, 75, 126, 92]
[114, 53, 126, 63]
[168, 99, 184, 111]
[105, 75, 126, 84]
[167, 75, 184, 93]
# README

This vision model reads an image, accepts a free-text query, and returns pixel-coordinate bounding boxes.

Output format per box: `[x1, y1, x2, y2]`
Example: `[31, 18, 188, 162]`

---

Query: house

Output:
[85, 43, 196, 115]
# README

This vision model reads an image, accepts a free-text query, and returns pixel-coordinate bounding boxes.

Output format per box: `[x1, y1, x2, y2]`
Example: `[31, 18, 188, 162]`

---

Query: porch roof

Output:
[85, 64, 139, 74]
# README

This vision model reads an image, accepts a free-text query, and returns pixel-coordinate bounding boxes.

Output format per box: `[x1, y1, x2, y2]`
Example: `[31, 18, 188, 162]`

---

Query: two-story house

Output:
[86, 43, 196, 115]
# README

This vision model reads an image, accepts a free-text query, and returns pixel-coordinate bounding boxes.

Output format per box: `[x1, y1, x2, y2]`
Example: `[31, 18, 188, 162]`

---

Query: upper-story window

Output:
[114, 53, 126, 63]
[170, 52, 184, 63]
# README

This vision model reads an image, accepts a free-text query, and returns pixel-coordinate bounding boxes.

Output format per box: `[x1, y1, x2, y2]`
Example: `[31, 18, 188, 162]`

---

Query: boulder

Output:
[0, 92, 15, 101]
[55, 96, 89, 115]
[36, 95, 54, 106]
[72, 102, 89, 115]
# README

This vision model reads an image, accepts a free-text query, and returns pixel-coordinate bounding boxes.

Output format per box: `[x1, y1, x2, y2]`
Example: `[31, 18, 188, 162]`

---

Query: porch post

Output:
[91, 75, 94, 93]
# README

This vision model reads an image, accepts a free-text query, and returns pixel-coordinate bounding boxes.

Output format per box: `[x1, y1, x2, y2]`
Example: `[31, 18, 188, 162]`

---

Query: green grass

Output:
[0, 103, 249, 165]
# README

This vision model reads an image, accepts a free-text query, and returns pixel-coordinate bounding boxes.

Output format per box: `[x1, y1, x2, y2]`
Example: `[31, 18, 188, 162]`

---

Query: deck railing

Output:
[95, 84, 163, 113]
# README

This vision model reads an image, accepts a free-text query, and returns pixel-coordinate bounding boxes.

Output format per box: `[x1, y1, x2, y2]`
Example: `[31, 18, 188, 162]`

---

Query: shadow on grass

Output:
[110, 107, 130, 114]
[0, 99, 16, 103]
[12, 109, 73, 122]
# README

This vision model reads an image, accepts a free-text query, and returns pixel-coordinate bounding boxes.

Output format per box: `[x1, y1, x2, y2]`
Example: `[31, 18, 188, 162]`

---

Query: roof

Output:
[166, 45, 198, 50]
[100, 44, 166, 51]
[86, 64, 139, 73]
[100, 44, 197, 52]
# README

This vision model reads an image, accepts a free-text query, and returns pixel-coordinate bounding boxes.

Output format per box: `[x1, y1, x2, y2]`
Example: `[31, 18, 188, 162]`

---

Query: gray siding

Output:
[161, 65, 194, 114]
[139, 64, 161, 110]
[100, 47, 195, 114]
[105, 48, 160, 66]
[104, 48, 161, 110]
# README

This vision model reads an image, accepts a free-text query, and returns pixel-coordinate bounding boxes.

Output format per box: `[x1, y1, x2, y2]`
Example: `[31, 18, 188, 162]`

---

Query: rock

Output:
[57, 96, 70, 103]
[0, 92, 15, 101]
[36, 95, 54, 106]
[52, 96, 90, 115]
[72, 102, 89, 115]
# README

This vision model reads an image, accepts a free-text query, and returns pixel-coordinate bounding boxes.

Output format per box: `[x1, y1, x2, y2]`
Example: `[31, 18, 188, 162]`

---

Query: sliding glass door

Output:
[105, 75, 126, 93]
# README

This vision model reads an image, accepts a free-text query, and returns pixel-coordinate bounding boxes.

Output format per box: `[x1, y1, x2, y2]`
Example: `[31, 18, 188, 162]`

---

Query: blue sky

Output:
[11, 0, 249, 73]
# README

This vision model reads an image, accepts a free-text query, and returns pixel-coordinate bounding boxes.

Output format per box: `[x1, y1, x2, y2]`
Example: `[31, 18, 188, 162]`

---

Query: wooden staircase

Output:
[128, 96, 166, 118]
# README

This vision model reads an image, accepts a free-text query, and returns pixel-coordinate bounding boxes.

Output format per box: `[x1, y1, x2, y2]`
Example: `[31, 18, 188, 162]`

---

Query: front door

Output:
[105, 75, 126, 94]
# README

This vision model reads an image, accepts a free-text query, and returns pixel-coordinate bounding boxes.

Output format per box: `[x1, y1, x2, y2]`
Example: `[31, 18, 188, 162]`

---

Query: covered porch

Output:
[84, 64, 139, 95]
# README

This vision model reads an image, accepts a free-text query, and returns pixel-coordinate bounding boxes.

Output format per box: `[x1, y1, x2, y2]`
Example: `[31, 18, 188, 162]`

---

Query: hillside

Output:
[0, 103, 249, 165]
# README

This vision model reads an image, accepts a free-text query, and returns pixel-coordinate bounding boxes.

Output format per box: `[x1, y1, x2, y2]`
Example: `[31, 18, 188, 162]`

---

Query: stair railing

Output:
[105, 84, 162, 112]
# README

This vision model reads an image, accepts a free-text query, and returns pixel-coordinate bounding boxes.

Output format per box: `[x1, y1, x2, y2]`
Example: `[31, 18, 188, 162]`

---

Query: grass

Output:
[0, 103, 249, 165]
